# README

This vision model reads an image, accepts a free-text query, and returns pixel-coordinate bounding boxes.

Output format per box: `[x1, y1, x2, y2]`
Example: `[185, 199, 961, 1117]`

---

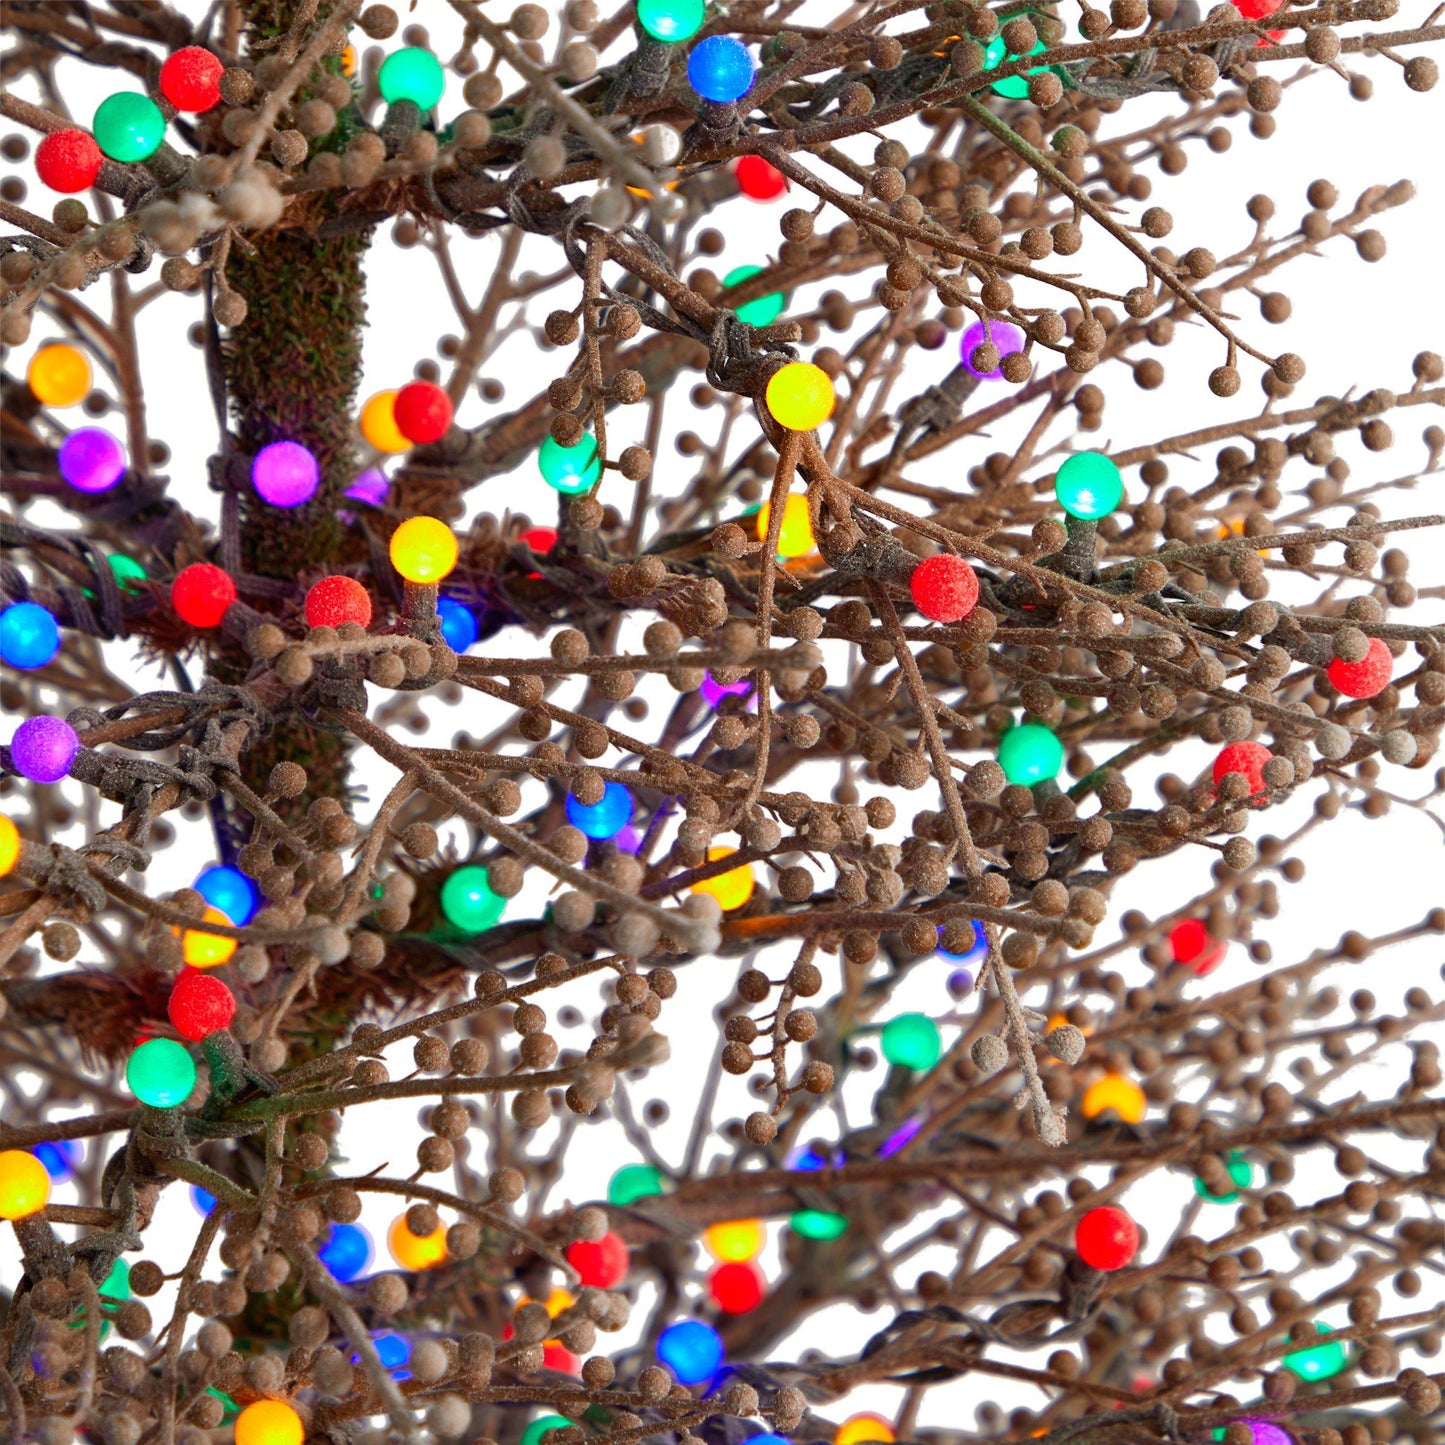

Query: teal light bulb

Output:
[608, 1162, 665, 1206]
[93, 92, 166, 162]
[1195, 1152, 1254, 1204]
[538, 433, 602, 494]
[1055, 451, 1124, 520]
[439, 865, 505, 933]
[880, 1013, 942, 1071]
[126, 1038, 197, 1108]
[790, 1208, 848, 1241]
[997, 721, 1064, 785]
[636, 0, 706, 42]
[723, 265, 787, 327]
[982, 29, 1051, 98]
[378, 47, 446, 109]
[521, 1418, 573, 1445]
[1283, 1323, 1348, 1381]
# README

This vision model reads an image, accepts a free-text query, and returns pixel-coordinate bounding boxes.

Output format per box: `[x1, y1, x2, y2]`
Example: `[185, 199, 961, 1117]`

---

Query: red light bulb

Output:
[171, 563, 237, 628]
[542, 1343, 578, 1373]
[910, 554, 979, 623]
[305, 575, 373, 630]
[159, 47, 224, 112]
[168, 969, 237, 1041]
[708, 1259, 765, 1314]
[36, 129, 103, 193]
[1327, 637, 1392, 699]
[565, 1230, 629, 1288]
[1075, 1205, 1138, 1271]
[392, 381, 454, 444]
[1212, 740, 1272, 799]
[1168, 918, 1226, 977]
[735, 155, 787, 201]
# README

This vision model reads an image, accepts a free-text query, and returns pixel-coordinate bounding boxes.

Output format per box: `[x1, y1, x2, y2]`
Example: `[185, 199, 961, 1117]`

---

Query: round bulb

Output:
[179, 906, 238, 968]
[28, 343, 91, 407]
[880, 1013, 942, 1071]
[565, 781, 632, 840]
[393, 380, 454, 443]
[765, 361, 835, 432]
[997, 721, 1064, 785]
[1196, 1151, 1254, 1204]
[305, 575, 373, 630]
[109, 554, 146, 591]
[1, 602, 61, 670]
[1283, 1323, 1347, 1380]
[1075, 1204, 1139, 1271]
[708, 1259, 765, 1314]
[687, 36, 756, 103]
[1213, 740, 1272, 799]
[1168, 918, 1225, 977]
[636, 0, 705, 41]
[1080, 1072, 1146, 1123]
[439, 864, 505, 933]
[126, 1038, 196, 1108]
[378, 47, 446, 109]
[168, 969, 237, 1041]
[789, 1208, 848, 1240]
[1328, 638, 1392, 698]
[700, 670, 753, 709]
[390, 516, 458, 584]
[521, 1418, 573, 1445]
[93, 92, 166, 162]
[171, 563, 237, 628]
[1055, 451, 1124, 520]
[910, 553, 979, 622]
[983, 29, 1051, 97]
[723, 264, 786, 326]
[317, 1222, 373, 1281]
[607, 1162, 665, 1206]
[938, 919, 987, 966]
[690, 844, 755, 910]
[735, 154, 787, 200]
[35, 129, 103, 193]
[756, 493, 815, 560]
[59, 427, 126, 491]
[436, 596, 479, 652]
[565, 1230, 629, 1287]
[160, 47, 224, 111]
[538, 433, 602, 494]
[252, 440, 320, 507]
[657, 1319, 724, 1385]
[191, 1185, 217, 1215]
[704, 1218, 764, 1262]
[10, 715, 80, 784]
[345, 467, 390, 507]
[521, 526, 558, 556]
[360, 390, 411, 453]
[32, 1140, 79, 1180]
[836, 1416, 896, 1445]
[960, 318, 1026, 378]
[387, 1212, 448, 1270]
[235, 1399, 304, 1445]
[0, 1148, 52, 1220]
[0, 815, 21, 877]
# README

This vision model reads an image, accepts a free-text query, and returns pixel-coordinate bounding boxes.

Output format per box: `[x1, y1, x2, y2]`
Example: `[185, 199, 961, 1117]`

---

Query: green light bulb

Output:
[636, 0, 706, 42]
[126, 1038, 196, 1108]
[607, 1162, 665, 1206]
[538, 433, 602, 495]
[1054, 451, 1124, 520]
[997, 721, 1064, 786]
[521, 1416, 572, 1445]
[982, 28, 1052, 99]
[1282, 1323, 1348, 1381]
[439, 865, 505, 933]
[69, 1257, 130, 1332]
[93, 92, 166, 162]
[109, 554, 146, 590]
[790, 1208, 849, 1241]
[1195, 1151, 1254, 1204]
[723, 265, 787, 327]
[378, 47, 446, 110]
[880, 1013, 942, 1071]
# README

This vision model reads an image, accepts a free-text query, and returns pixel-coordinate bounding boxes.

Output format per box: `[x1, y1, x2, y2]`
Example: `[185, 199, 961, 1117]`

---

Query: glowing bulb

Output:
[126, 1038, 196, 1108]
[168, 969, 237, 1041]
[997, 721, 1064, 785]
[93, 92, 166, 162]
[1074, 1204, 1139, 1270]
[736, 154, 787, 200]
[1169, 918, 1226, 977]
[318, 1222, 374, 1281]
[235, 1398, 305, 1445]
[789, 1208, 848, 1240]
[723, 264, 786, 326]
[607, 1162, 665, 1206]
[1, 602, 60, 670]
[28, 343, 91, 407]
[521, 1417, 573, 1445]
[704, 1218, 764, 1262]
[436, 596, 478, 652]
[756, 493, 815, 560]
[910, 553, 979, 622]
[252, 440, 320, 508]
[305, 575, 373, 630]
[32, 1140, 79, 1179]
[109, 555, 146, 592]
[392, 380, 454, 444]
[983, 26, 1052, 98]
[1195, 1151, 1254, 1204]
[1282, 1323, 1348, 1381]
[160, 47, 224, 112]
[1080, 1072, 1146, 1124]
[938, 919, 987, 966]
[390, 516, 458, 584]
[360, 390, 411, 453]
[10, 715, 80, 784]
[439, 864, 505, 933]
[636, 0, 705, 42]
[836, 1416, 896, 1445]
[960, 318, 1026, 378]
[765, 362, 835, 432]
[538, 432, 602, 494]
[378, 47, 446, 109]
[388, 1213, 448, 1270]
[566, 781, 633, 840]
[178, 906, 237, 968]
[346, 467, 390, 506]
[690, 844, 755, 910]
[657, 1319, 724, 1385]
[708, 1259, 765, 1313]
[687, 36, 755, 104]
[171, 563, 237, 628]
[1054, 451, 1124, 520]
[1213, 740, 1272, 800]
[59, 427, 126, 491]
[195, 864, 257, 924]
[35, 130, 103, 193]
[0, 1148, 52, 1220]
[1328, 637, 1392, 699]
[565, 1230, 630, 1287]
[0, 815, 20, 877]
[880, 1013, 942, 1071]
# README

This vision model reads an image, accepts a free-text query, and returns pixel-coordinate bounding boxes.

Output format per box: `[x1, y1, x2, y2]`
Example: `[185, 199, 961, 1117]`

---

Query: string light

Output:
[690, 845, 755, 910]
[125, 1038, 197, 1108]
[32, 1140, 79, 1180]
[1074, 1204, 1139, 1270]
[360, 390, 411, 453]
[656, 1319, 724, 1384]
[171, 563, 237, 628]
[93, 92, 166, 162]
[168, 969, 237, 1041]
[789, 1208, 848, 1240]
[1080, 1072, 1147, 1123]
[159, 47, 224, 111]
[566, 781, 633, 840]
[723, 264, 786, 326]
[997, 721, 1064, 785]
[1328, 637, 1392, 698]
[1055, 451, 1124, 520]
[9, 715, 80, 784]
[234, 1398, 305, 1445]
[538, 433, 602, 494]
[1195, 1151, 1254, 1204]
[305, 575, 373, 630]
[960, 318, 1026, 378]
[735, 154, 787, 200]
[836, 1416, 896, 1445]
[765, 362, 835, 431]
[0, 815, 21, 878]
[910, 553, 979, 622]
[393, 380, 454, 444]
[387, 1212, 449, 1270]
[636, 0, 706, 42]
[59, 427, 126, 492]
[378, 47, 446, 109]
[880, 1013, 942, 1071]
[607, 1162, 665, 1206]
[439, 864, 505, 933]
[317, 1222, 374, 1282]
[1282, 1322, 1348, 1381]
[179, 906, 238, 968]
[35, 129, 103, 193]
[28, 343, 91, 407]
[390, 516, 459, 584]
[565, 1230, 630, 1287]
[1168, 918, 1226, 977]
[703, 1218, 764, 1262]
[1, 602, 61, 670]
[0, 1149, 51, 1220]
[252, 440, 320, 508]
[708, 1259, 765, 1313]
[687, 36, 756, 103]
[756, 493, 815, 559]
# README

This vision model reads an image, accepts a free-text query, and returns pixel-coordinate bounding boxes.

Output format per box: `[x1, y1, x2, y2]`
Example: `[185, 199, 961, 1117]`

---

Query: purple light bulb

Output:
[614, 824, 643, 855]
[878, 1114, 924, 1158]
[58, 428, 126, 492]
[345, 467, 390, 507]
[946, 968, 974, 999]
[960, 319, 1026, 380]
[700, 670, 754, 709]
[1233, 1423, 1291, 1445]
[10, 715, 80, 783]
[252, 440, 320, 508]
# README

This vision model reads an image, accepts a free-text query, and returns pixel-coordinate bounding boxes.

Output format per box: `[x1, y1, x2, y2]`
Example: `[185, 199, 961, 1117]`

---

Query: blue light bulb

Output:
[687, 36, 755, 103]
[0, 601, 61, 670]
[318, 1223, 374, 1283]
[191, 1184, 217, 1215]
[565, 781, 633, 840]
[657, 1319, 724, 1385]
[436, 596, 479, 653]
[938, 919, 987, 966]
[195, 864, 259, 927]
[32, 1140, 79, 1179]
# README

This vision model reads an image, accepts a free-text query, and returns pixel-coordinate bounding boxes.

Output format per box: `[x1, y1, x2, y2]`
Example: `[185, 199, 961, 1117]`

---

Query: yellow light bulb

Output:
[836, 1415, 897, 1445]
[360, 389, 411, 453]
[176, 905, 238, 968]
[390, 516, 459, 585]
[690, 845, 755, 911]
[1080, 1072, 1146, 1124]
[0, 815, 21, 877]
[756, 493, 815, 560]
[704, 1218, 764, 1263]
[764, 361, 834, 432]
[28, 343, 91, 408]
[388, 1212, 449, 1270]
[0, 1148, 51, 1220]
[235, 1398, 304, 1445]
